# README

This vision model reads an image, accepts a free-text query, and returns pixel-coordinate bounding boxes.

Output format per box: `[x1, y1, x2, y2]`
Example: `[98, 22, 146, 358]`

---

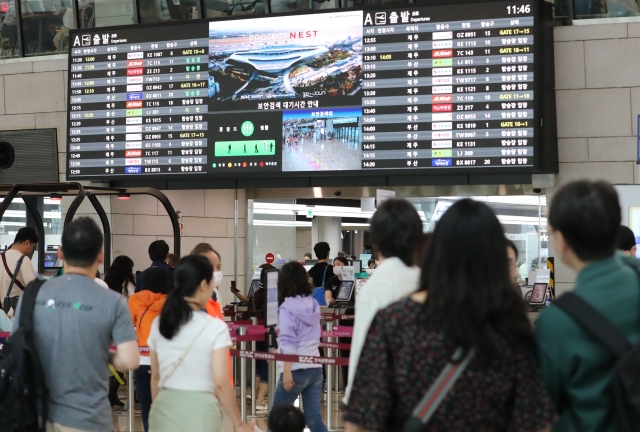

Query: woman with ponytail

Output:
[147, 255, 253, 432]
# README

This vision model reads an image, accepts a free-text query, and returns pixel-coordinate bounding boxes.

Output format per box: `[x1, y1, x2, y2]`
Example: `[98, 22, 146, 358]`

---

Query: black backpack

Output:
[0, 279, 48, 432]
[556, 270, 640, 432]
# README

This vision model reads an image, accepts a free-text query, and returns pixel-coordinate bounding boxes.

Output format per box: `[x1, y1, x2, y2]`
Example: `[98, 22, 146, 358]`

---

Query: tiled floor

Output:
[112, 386, 345, 431]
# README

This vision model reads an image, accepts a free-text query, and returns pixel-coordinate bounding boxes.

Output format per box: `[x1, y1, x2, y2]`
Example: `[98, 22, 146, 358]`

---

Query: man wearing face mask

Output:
[324, 257, 349, 304]
[191, 243, 233, 384]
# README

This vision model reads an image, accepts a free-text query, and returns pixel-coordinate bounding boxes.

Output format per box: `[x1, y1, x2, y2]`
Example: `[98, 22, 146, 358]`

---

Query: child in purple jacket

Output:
[273, 262, 327, 432]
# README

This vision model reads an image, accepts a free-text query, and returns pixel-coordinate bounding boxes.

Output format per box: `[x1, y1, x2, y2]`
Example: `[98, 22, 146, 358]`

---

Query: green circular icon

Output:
[212, 163, 217, 168]
[241, 121, 255, 137]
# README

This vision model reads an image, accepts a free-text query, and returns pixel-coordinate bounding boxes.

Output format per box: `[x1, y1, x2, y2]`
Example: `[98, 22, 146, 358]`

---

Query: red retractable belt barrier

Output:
[322, 330, 352, 338]
[230, 333, 265, 343]
[319, 341, 352, 350]
[321, 313, 355, 321]
[230, 349, 349, 366]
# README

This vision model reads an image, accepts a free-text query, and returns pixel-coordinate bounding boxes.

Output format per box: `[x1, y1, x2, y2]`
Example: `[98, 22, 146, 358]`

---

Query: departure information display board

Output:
[66, 0, 554, 181]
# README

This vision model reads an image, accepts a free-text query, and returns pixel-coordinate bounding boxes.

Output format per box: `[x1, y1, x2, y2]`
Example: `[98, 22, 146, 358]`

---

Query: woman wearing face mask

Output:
[323, 257, 353, 387]
[324, 257, 349, 304]
[191, 243, 233, 384]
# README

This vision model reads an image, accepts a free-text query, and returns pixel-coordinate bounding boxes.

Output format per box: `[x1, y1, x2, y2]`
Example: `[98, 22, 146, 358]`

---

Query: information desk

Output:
[66, 0, 555, 183]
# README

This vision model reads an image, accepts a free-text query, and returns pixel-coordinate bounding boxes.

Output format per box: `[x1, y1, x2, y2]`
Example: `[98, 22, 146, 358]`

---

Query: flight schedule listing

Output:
[360, 9, 535, 169]
[67, 24, 210, 177]
[66, 0, 544, 180]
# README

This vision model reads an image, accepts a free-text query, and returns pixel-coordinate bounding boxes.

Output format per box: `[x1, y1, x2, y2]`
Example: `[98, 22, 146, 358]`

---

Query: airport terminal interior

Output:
[2, 0, 640, 430]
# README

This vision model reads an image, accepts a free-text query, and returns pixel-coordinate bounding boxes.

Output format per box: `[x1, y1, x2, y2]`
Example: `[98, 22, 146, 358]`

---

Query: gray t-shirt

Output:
[13, 274, 137, 431]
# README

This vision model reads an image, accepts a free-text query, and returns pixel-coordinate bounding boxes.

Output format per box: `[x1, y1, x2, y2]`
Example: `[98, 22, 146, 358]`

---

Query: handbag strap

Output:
[410, 347, 475, 425]
[158, 319, 212, 388]
[3, 252, 26, 296]
[320, 265, 328, 288]
[137, 303, 154, 330]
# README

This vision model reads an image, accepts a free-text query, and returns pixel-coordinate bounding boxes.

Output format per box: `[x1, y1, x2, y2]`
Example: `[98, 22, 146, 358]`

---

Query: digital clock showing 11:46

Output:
[507, 4, 531, 13]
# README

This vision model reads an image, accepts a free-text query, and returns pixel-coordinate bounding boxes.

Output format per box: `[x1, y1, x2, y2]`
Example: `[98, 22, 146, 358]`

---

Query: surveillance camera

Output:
[334, 191, 342, 197]
[533, 188, 542, 194]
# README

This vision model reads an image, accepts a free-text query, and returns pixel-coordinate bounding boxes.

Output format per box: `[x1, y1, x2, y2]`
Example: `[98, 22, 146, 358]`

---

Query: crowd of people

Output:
[1, 179, 639, 432]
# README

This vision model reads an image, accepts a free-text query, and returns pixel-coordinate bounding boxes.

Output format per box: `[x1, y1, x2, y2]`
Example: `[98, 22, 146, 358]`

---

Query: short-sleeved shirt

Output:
[344, 298, 556, 431]
[324, 275, 340, 300]
[308, 262, 332, 288]
[148, 310, 231, 393]
[12, 274, 137, 431]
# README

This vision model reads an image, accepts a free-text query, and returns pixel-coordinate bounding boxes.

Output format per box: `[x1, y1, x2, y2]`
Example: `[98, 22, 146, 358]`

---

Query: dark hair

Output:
[549, 180, 620, 261]
[313, 242, 330, 260]
[14, 227, 39, 245]
[506, 239, 518, 260]
[191, 243, 221, 262]
[618, 225, 636, 252]
[413, 233, 432, 266]
[104, 255, 135, 298]
[304, 252, 312, 259]
[148, 240, 170, 262]
[61, 217, 103, 268]
[333, 256, 349, 266]
[142, 267, 170, 294]
[259, 263, 277, 288]
[420, 199, 533, 358]
[268, 405, 305, 432]
[278, 261, 313, 299]
[370, 199, 423, 267]
[159, 255, 213, 339]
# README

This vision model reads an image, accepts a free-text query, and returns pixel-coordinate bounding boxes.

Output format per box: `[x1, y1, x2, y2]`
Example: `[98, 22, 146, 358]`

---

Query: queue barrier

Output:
[0, 323, 350, 429]
[230, 349, 349, 366]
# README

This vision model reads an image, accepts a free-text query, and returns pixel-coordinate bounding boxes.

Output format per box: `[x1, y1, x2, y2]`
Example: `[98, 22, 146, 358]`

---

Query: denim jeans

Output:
[273, 367, 327, 432]
[134, 365, 152, 432]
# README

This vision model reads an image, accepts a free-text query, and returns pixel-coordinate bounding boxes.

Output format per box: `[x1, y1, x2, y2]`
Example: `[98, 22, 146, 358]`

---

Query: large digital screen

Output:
[66, 0, 555, 182]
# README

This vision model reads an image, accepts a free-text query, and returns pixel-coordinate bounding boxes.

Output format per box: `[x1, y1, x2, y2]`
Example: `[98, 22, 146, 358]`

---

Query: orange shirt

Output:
[206, 298, 234, 385]
[128, 291, 167, 355]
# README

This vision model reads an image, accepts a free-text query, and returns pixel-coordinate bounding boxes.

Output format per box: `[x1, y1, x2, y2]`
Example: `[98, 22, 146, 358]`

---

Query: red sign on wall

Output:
[265, 253, 275, 264]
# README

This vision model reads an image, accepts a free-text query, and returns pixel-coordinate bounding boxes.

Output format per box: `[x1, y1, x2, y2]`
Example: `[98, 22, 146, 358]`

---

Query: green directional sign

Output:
[240, 121, 255, 137]
[215, 140, 276, 157]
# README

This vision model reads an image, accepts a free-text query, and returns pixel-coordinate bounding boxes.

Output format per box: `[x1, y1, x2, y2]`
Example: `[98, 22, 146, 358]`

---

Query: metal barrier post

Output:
[239, 326, 247, 422]
[268, 346, 277, 411]
[325, 321, 333, 430]
[249, 317, 258, 418]
[128, 369, 134, 432]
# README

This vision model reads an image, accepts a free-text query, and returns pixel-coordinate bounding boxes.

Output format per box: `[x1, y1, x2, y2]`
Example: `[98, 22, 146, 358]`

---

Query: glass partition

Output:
[248, 194, 547, 288]
[139, 0, 202, 23]
[1, 0, 22, 58]
[82, 0, 136, 29]
[246, 198, 299, 291]
[270, 0, 335, 13]
[20, 0, 76, 56]
[204, 0, 265, 17]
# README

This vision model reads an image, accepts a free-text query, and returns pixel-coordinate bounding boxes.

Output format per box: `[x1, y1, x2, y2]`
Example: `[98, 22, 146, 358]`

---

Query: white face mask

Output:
[213, 271, 223, 289]
[333, 266, 343, 276]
